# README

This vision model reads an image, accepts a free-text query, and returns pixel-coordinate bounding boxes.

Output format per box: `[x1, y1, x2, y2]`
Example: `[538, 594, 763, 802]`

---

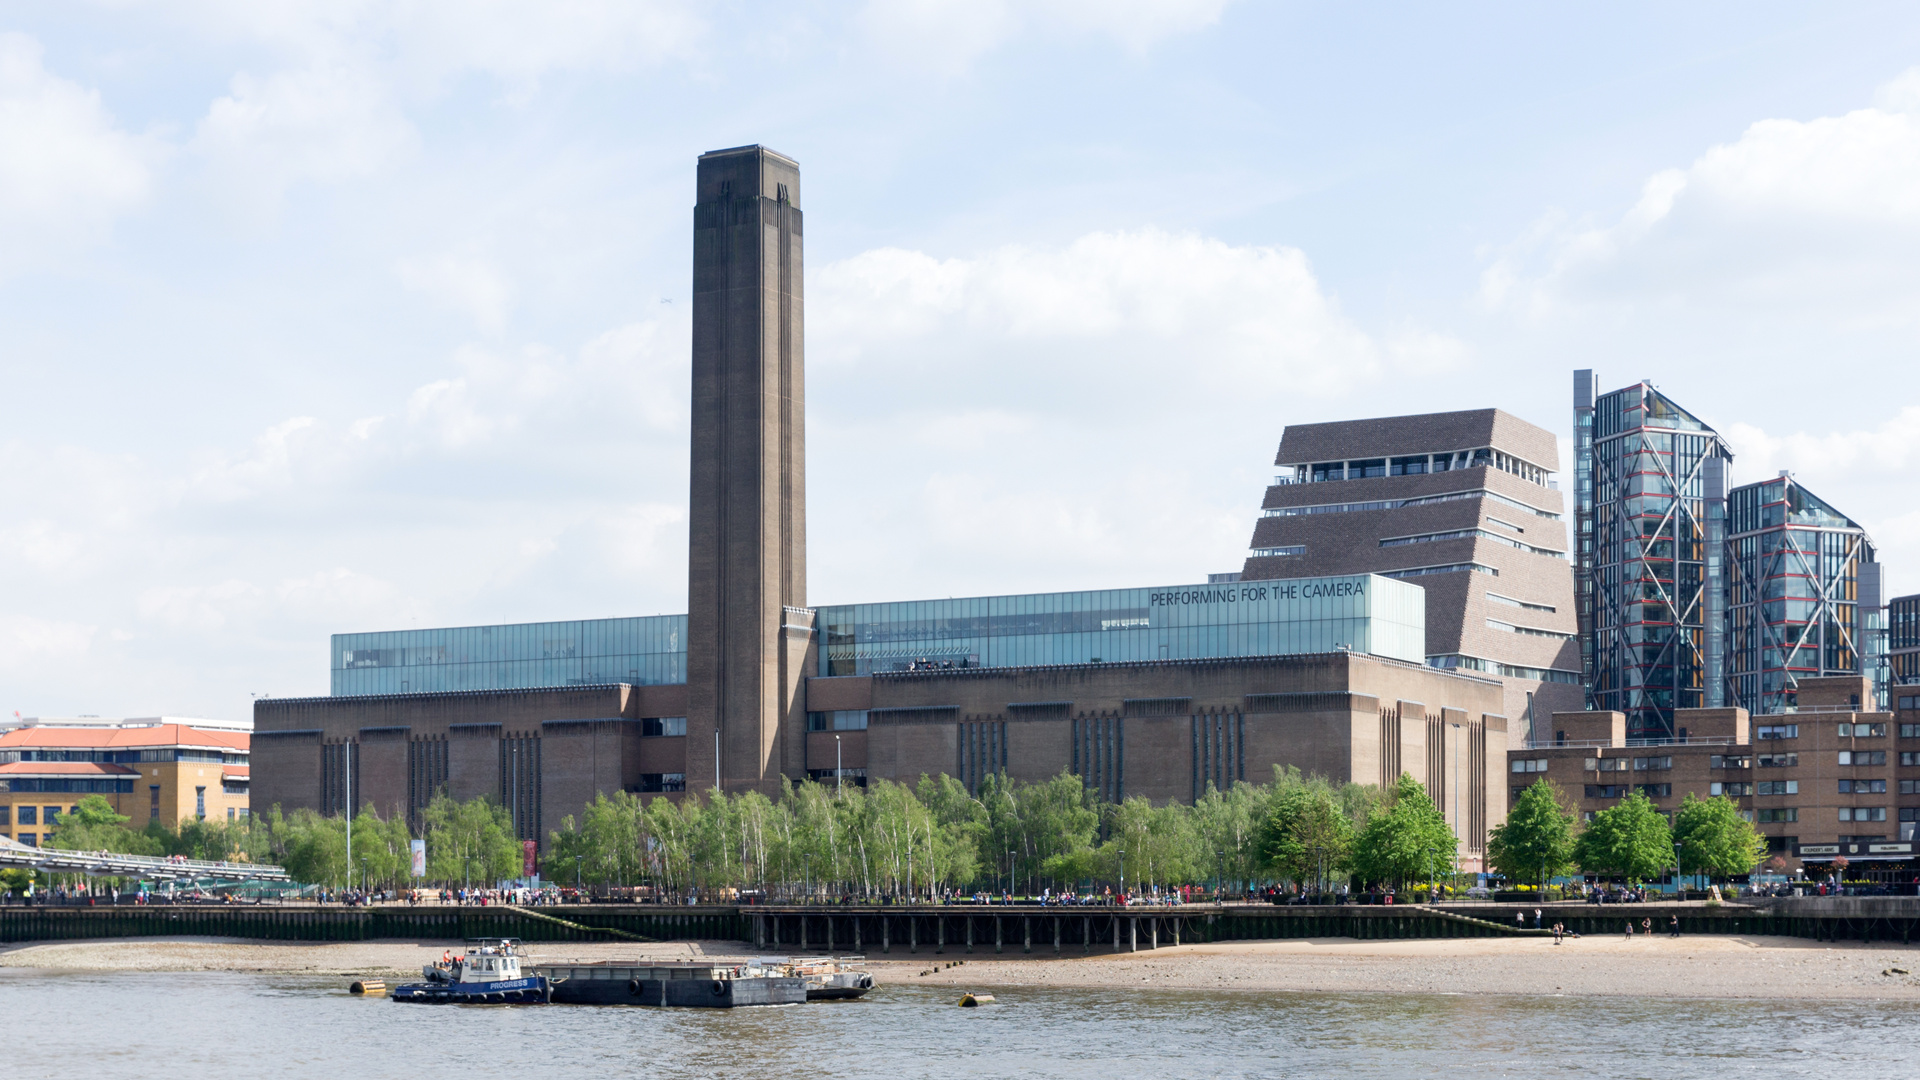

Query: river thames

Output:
[8, 969, 1920, 1078]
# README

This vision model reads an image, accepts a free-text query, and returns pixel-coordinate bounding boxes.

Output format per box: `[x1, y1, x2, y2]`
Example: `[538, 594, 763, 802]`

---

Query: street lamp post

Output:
[835, 735, 842, 794]
[1450, 722, 1462, 885]
[1007, 849, 1015, 899]
[1118, 847, 1126, 904]
[574, 854, 582, 893]
[1674, 841, 1684, 898]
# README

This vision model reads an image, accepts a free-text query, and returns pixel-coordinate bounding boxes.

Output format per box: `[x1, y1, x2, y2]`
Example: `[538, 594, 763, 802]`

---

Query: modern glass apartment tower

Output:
[1725, 474, 1880, 714]
[1573, 374, 1734, 741]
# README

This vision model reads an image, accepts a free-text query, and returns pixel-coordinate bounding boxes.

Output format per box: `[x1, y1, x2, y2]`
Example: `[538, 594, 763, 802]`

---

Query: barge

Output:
[533, 960, 806, 1007]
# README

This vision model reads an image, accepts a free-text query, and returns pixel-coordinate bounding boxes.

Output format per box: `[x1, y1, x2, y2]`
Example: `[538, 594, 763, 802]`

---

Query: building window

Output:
[17, 806, 36, 826]
[1840, 807, 1888, 822]
[1839, 779, 1888, 794]
[1756, 781, 1797, 795]
[1584, 757, 1629, 772]
[0, 805, 8, 826]
[1585, 785, 1628, 798]
[1840, 751, 1888, 766]
[1757, 753, 1796, 768]
[1637, 784, 1671, 797]
[806, 711, 869, 732]
[17, 834, 34, 847]
[641, 716, 688, 737]
[1633, 756, 1672, 771]
[1755, 725, 1799, 740]
[1711, 755, 1753, 769]
[1510, 758, 1549, 773]
[1250, 545, 1306, 558]
[1840, 723, 1887, 738]
[632, 773, 686, 793]
[1902, 723, 1920, 738]
[223, 782, 248, 795]
[1710, 783, 1752, 797]
[195, 786, 205, 820]
[1757, 808, 1798, 823]
[149, 785, 160, 819]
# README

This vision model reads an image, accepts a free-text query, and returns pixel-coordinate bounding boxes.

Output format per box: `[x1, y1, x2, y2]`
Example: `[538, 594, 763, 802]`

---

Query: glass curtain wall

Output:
[332, 615, 687, 696]
[1726, 476, 1878, 714]
[1577, 379, 1734, 740]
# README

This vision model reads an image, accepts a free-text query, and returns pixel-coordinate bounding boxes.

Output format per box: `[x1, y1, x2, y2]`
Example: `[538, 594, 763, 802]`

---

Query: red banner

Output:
[522, 839, 538, 878]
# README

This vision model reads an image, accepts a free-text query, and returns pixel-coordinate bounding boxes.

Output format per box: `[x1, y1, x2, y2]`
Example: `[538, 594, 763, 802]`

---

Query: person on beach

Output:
[1516, 910, 1525, 928]
[1624, 919, 1634, 940]
[1534, 908, 1543, 929]
[1552, 921, 1564, 945]
[1669, 915, 1680, 938]
[1641, 917, 1652, 936]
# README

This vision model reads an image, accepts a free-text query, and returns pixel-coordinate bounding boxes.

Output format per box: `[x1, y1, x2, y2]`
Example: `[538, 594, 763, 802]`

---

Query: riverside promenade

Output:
[4, 897, 1916, 948]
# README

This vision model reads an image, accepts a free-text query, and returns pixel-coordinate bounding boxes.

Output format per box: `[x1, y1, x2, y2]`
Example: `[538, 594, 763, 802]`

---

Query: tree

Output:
[1486, 779, 1577, 886]
[1573, 791, 1673, 882]
[1349, 773, 1456, 889]
[1259, 782, 1352, 892]
[421, 794, 520, 886]
[1672, 793, 1768, 880]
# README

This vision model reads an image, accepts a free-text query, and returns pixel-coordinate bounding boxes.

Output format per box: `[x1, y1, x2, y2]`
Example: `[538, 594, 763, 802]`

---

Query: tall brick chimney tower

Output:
[684, 145, 810, 795]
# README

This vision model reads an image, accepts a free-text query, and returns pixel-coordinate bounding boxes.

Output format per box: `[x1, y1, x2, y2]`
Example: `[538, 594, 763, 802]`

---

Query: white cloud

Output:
[1482, 67, 1920, 323]
[0, 33, 155, 275]
[807, 228, 1437, 601]
[397, 249, 515, 331]
[190, 61, 415, 213]
[814, 228, 1385, 406]
[861, 0, 1237, 74]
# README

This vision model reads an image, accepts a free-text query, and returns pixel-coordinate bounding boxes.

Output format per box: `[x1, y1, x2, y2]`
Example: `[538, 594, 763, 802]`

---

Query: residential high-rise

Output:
[1725, 474, 1880, 714]
[685, 145, 810, 796]
[1240, 409, 1584, 742]
[1572, 374, 1734, 741]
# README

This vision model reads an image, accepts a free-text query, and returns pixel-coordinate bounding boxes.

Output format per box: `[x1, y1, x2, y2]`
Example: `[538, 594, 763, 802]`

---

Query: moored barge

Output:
[533, 960, 805, 1007]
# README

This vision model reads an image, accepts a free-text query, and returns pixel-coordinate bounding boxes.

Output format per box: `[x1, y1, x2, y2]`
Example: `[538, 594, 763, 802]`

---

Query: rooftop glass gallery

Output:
[329, 574, 1425, 695]
[1281, 446, 1551, 488]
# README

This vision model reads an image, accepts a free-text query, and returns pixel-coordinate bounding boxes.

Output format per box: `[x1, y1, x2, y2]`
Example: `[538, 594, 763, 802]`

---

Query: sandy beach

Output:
[7, 933, 1920, 1000]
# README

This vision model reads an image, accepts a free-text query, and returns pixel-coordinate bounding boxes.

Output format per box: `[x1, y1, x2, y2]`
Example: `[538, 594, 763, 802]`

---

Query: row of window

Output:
[0, 749, 245, 765]
[1580, 756, 1671, 772]
[641, 716, 687, 737]
[1265, 486, 1561, 521]
[1249, 545, 1305, 558]
[807, 711, 870, 732]
[1290, 448, 1551, 487]
[1488, 593, 1558, 614]
[1586, 784, 1671, 798]
[1487, 619, 1576, 641]
[1710, 754, 1799, 768]
[1384, 562, 1499, 580]
[0, 805, 70, 826]
[0, 779, 136, 793]
[1380, 527, 1563, 559]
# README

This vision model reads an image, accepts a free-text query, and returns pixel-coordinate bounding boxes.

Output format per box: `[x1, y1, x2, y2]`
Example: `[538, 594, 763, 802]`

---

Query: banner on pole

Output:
[522, 839, 538, 877]
[410, 839, 426, 878]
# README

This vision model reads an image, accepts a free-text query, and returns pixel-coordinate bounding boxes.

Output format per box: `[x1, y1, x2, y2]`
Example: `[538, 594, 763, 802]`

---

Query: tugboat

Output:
[392, 939, 551, 1004]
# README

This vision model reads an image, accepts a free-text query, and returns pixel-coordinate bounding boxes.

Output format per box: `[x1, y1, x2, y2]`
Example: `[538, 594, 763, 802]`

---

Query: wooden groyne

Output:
[4, 899, 1919, 948]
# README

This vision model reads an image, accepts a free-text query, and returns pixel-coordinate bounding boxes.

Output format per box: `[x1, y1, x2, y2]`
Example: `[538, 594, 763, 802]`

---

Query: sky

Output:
[3, 1, 1919, 721]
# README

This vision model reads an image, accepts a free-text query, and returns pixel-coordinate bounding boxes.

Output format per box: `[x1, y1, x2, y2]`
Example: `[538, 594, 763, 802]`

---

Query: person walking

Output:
[1624, 919, 1634, 940]
[1641, 917, 1652, 937]
[1668, 914, 1680, 939]
[1552, 921, 1565, 945]
[1534, 907, 1543, 929]
[1516, 910, 1525, 928]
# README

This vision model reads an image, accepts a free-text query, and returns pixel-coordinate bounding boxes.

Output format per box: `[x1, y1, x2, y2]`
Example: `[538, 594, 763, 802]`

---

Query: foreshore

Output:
[6, 933, 1920, 1000]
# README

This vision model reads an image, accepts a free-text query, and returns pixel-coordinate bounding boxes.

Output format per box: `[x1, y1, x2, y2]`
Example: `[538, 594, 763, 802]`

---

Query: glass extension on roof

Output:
[332, 615, 686, 696]
[328, 575, 1427, 694]
[812, 575, 1425, 677]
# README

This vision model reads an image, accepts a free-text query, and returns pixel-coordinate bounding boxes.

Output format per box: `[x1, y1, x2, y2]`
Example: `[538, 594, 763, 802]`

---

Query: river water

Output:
[9, 969, 1918, 1078]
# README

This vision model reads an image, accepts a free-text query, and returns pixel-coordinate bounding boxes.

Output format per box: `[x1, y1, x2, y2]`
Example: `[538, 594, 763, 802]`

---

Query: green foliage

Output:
[1673, 793, 1768, 878]
[422, 793, 521, 885]
[1486, 779, 1577, 885]
[1259, 779, 1354, 890]
[1349, 774, 1457, 888]
[0, 867, 33, 896]
[1572, 791, 1673, 882]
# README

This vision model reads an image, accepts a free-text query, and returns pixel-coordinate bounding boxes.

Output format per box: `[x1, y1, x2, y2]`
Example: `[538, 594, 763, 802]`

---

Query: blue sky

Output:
[3, 1, 1918, 720]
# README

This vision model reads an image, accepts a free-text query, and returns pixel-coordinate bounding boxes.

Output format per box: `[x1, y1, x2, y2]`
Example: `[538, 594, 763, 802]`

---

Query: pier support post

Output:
[883, 917, 891, 954]
[911, 917, 919, 953]
[966, 917, 974, 954]
[855, 916, 863, 954]
[1151, 918, 1158, 950]
[1023, 916, 1031, 954]
[1130, 918, 1138, 953]
[799, 915, 807, 954]
[1172, 917, 1179, 947]
[937, 917, 945, 954]
[1054, 916, 1061, 955]
[754, 915, 764, 948]
[1084, 916, 1091, 954]
[1113, 916, 1120, 952]
[995, 916, 1003, 954]
[827, 914, 835, 953]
